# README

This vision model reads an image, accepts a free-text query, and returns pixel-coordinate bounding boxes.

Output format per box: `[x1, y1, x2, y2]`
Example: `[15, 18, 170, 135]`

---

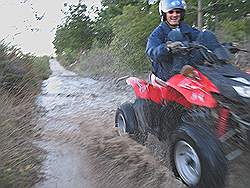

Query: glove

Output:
[166, 41, 184, 54]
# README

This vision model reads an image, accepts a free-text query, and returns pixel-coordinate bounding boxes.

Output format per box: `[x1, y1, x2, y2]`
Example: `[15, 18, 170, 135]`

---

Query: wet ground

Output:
[34, 59, 249, 188]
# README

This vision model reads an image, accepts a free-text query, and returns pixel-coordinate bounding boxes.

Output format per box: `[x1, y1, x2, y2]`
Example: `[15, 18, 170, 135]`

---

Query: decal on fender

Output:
[191, 93, 205, 102]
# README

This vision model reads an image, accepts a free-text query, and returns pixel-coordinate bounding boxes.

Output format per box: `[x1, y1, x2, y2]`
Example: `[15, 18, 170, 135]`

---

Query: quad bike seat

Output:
[150, 65, 197, 87]
[149, 73, 167, 87]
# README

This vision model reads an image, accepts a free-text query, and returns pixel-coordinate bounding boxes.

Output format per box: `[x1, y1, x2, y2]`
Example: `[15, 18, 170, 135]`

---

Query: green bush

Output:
[110, 5, 159, 73]
[0, 41, 50, 92]
[218, 18, 250, 42]
[31, 56, 51, 80]
[56, 49, 80, 68]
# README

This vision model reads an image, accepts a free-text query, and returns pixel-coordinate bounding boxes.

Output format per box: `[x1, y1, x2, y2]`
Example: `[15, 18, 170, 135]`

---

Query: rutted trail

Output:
[34, 59, 184, 188]
[34, 60, 249, 188]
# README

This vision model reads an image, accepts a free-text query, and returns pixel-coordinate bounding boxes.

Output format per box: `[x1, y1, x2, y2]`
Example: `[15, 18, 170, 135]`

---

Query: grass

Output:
[0, 40, 50, 187]
[0, 89, 46, 187]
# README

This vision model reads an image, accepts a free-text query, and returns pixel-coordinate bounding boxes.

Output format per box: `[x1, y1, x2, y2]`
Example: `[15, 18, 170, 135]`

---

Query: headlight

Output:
[233, 86, 250, 98]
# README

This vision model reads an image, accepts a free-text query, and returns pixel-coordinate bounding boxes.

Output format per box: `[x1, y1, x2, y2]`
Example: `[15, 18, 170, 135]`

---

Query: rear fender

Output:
[126, 77, 161, 103]
[150, 74, 192, 108]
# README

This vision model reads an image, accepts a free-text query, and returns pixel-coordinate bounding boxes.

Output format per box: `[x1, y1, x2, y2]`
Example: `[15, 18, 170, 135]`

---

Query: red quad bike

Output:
[115, 42, 250, 188]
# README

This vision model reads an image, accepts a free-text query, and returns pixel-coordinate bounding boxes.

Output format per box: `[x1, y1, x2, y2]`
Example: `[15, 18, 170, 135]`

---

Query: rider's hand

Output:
[166, 41, 184, 53]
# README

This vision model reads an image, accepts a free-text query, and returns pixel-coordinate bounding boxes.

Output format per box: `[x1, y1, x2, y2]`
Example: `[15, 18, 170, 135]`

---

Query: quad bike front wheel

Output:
[174, 140, 201, 186]
[115, 103, 137, 136]
[170, 125, 228, 188]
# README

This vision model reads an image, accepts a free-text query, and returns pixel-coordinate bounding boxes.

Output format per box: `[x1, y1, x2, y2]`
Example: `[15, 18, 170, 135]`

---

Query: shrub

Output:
[110, 5, 159, 73]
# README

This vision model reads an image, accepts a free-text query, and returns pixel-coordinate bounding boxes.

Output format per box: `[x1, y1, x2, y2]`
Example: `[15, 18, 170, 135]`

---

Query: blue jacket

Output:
[146, 21, 201, 81]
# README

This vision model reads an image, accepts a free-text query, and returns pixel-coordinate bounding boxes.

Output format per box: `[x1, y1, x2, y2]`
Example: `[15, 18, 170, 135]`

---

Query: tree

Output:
[53, 3, 94, 56]
[93, 0, 147, 47]
[189, 0, 250, 29]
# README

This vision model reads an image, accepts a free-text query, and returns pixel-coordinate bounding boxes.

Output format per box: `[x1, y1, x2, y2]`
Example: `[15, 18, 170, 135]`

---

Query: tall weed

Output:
[0, 89, 45, 187]
[0, 40, 50, 187]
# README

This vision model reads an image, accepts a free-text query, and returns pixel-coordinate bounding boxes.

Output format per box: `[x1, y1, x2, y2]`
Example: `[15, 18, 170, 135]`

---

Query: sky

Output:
[0, 0, 101, 56]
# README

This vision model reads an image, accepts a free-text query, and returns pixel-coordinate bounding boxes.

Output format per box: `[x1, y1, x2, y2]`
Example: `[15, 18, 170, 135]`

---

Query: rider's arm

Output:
[146, 26, 171, 63]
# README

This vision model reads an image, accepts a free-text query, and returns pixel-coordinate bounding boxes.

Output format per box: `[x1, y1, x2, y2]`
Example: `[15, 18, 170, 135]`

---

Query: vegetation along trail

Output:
[34, 59, 249, 188]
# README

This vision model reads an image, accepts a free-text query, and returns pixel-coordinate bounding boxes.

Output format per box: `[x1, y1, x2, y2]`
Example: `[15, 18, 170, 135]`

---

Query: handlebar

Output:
[172, 42, 221, 64]
[170, 41, 249, 65]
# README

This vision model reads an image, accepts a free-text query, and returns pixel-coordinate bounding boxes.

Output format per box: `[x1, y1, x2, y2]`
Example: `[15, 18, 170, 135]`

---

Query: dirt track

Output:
[34, 59, 249, 188]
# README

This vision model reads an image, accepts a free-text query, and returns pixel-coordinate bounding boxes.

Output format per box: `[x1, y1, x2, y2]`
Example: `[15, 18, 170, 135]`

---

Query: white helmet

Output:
[159, 0, 186, 21]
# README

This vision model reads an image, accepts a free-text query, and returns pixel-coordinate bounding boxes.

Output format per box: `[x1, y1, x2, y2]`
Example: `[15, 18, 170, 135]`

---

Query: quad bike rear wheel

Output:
[115, 102, 148, 144]
[170, 124, 228, 188]
[115, 103, 137, 136]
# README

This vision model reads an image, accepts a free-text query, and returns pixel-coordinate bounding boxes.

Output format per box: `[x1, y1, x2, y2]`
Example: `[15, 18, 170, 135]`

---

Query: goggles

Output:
[168, 9, 182, 14]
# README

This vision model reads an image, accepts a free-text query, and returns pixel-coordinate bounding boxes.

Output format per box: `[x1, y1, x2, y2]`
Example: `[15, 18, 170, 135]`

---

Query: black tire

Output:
[170, 125, 228, 188]
[115, 103, 138, 136]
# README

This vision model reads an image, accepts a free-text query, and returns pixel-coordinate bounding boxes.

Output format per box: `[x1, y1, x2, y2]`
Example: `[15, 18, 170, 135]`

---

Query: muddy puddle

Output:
[34, 59, 249, 188]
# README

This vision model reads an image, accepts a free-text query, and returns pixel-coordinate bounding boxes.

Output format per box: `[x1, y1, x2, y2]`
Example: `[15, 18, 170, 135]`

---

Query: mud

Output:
[34, 59, 249, 188]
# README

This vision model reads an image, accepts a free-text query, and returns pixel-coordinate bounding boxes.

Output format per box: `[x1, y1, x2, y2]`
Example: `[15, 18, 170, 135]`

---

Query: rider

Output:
[146, 0, 229, 81]
[146, 0, 230, 81]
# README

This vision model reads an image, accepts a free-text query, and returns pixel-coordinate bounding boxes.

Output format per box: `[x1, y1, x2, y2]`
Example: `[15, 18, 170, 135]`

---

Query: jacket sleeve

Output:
[146, 26, 171, 63]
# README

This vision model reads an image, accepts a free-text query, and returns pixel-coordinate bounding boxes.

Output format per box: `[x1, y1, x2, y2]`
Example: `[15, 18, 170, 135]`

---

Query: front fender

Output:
[167, 74, 218, 108]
